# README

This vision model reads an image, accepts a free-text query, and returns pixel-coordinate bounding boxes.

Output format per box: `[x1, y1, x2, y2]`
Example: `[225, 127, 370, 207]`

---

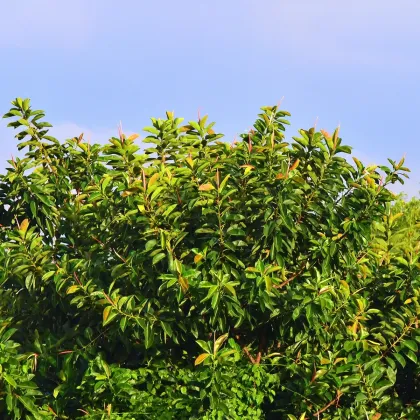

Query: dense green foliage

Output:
[0, 98, 419, 419]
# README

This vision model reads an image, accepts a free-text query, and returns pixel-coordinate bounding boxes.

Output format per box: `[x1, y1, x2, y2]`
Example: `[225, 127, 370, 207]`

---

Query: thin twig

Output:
[274, 261, 307, 289]
[313, 390, 342, 417]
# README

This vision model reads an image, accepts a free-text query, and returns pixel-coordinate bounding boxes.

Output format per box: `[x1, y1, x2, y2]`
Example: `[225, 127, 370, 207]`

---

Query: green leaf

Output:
[196, 340, 211, 353]
[386, 366, 396, 384]
[224, 283, 236, 296]
[342, 374, 362, 385]
[188, 121, 201, 132]
[219, 174, 230, 193]
[393, 352, 406, 368]
[145, 239, 157, 251]
[18, 118, 29, 126]
[3, 373, 18, 388]
[1, 328, 18, 343]
[53, 385, 64, 398]
[102, 176, 112, 191]
[405, 349, 418, 364]
[160, 321, 173, 338]
[18, 396, 43, 419]
[30, 201, 37, 217]
[150, 186, 164, 202]
[143, 126, 160, 135]
[402, 339, 418, 352]
[225, 254, 245, 268]
[42, 271, 56, 281]
[144, 323, 154, 349]
[355, 392, 367, 402]
[6, 394, 13, 411]
[119, 317, 128, 332]
[152, 252, 166, 265]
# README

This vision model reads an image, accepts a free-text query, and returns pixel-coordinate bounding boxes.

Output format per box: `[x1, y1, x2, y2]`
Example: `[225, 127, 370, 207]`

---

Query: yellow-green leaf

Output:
[265, 276, 272, 292]
[103, 306, 112, 323]
[353, 157, 363, 170]
[178, 276, 189, 292]
[66, 285, 80, 295]
[20, 218, 29, 233]
[214, 333, 228, 355]
[224, 283, 236, 296]
[195, 353, 210, 366]
[148, 173, 160, 189]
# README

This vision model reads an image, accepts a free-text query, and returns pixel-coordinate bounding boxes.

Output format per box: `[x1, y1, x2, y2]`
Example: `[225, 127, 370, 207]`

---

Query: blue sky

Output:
[1, 0, 420, 196]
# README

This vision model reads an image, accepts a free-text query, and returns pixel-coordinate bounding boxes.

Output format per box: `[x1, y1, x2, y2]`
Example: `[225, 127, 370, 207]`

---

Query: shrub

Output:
[0, 98, 418, 419]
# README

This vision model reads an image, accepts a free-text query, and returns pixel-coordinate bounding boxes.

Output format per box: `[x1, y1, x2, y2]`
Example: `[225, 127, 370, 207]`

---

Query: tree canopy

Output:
[0, 98, 419, 419]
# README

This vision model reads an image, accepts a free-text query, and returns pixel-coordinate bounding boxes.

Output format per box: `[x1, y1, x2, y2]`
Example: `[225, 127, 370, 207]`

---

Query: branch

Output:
[313, 390, 342, 417]
[243, 346, 256, 364]
[274, 261, 307, 289]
